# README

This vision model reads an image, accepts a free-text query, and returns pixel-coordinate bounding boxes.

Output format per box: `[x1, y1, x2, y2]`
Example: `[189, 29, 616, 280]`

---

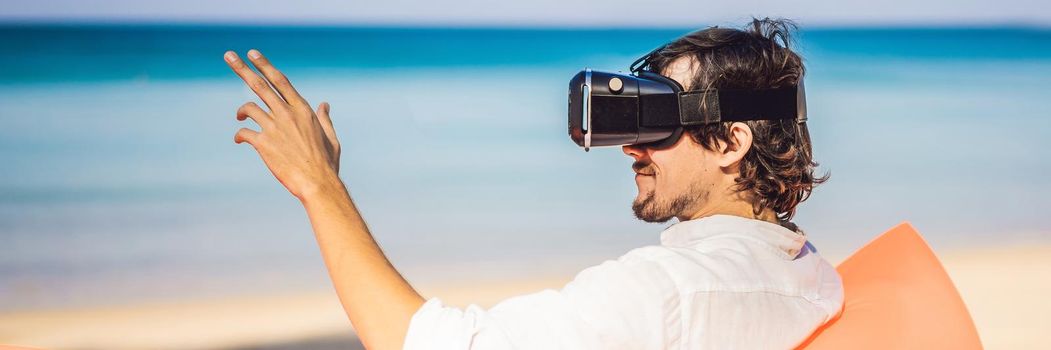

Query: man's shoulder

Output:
[612, 238, 838, 296]
[616, 238, 766, 274]
[570, 243, 744, 296]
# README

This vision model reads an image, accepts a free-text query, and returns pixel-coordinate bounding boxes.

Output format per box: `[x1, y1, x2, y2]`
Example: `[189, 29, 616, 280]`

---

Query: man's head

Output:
[626, 18, 828, 226]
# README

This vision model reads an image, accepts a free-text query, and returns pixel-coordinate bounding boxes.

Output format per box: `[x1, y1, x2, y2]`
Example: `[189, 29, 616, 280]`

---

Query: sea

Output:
[1, 24, 1049, 311]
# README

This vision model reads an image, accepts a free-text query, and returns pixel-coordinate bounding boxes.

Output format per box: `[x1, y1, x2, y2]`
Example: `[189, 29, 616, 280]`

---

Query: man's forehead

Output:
[660, 56, 699, 91]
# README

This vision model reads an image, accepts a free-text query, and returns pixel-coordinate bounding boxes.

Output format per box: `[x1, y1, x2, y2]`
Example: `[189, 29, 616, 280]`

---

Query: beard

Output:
[632, 182, 709, 223]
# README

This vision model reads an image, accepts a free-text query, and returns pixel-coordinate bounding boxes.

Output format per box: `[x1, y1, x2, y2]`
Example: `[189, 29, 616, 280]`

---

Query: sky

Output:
[1, 0, 1048, 27]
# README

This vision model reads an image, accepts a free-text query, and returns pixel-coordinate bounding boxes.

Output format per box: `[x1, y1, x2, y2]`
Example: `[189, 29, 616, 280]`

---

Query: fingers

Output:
[315, 102, 333, 128]
[224, 51, 285, 111]
[245, 49, 308, 107]
[234, 127, 260, 145]
[237, 102, 274, 129]
[315, 102, 339, 146]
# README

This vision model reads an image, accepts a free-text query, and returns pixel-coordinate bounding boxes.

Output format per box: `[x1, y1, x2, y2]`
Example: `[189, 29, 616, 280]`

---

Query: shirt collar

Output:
[659, 214, 807, 259]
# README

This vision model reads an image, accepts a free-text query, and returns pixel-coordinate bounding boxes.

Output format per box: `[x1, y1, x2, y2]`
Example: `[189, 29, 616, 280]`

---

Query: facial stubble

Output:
[632, 181, 710, 223]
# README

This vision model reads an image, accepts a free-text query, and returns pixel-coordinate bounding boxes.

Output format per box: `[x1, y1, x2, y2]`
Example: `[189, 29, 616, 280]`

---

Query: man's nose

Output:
[622, 144, 645, 159]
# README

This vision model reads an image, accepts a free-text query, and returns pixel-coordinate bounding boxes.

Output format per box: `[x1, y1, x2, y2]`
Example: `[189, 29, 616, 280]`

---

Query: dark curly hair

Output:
[644, 18, 829, 226]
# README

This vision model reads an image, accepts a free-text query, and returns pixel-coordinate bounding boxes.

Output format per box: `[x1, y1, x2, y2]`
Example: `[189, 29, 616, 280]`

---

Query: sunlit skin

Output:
[223, 50, 776, 350]
[224, 49, 423, 350]
[625, 56, 779, 224]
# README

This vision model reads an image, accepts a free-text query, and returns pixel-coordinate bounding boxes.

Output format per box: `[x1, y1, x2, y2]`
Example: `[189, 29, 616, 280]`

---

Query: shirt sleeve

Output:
[403, 252, 681, 350]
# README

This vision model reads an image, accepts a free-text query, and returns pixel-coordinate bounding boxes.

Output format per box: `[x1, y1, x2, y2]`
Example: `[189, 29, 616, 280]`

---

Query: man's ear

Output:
[717, 122, 753, 168]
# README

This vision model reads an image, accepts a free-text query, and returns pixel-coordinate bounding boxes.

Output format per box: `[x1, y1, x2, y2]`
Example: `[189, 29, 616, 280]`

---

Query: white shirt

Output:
[404, 214, 845, 350]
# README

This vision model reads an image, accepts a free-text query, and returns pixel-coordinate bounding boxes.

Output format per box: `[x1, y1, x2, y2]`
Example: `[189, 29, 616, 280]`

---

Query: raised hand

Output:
[225, 49, 341, 200]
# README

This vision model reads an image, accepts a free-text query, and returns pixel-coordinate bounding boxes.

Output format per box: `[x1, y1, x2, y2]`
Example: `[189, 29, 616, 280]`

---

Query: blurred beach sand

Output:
[940, 244, 1051, 349]
[1, 244, 1048, 350]
[0, 276, 572, 350]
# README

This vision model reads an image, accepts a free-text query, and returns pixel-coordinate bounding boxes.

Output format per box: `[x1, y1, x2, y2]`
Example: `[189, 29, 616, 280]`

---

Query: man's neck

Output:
[679, 201, 778, 225]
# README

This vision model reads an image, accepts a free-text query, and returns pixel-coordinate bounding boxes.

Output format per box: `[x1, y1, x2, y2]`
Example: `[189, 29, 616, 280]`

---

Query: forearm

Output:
[222, 49, 422, 349]
[300, 176, 425, 350]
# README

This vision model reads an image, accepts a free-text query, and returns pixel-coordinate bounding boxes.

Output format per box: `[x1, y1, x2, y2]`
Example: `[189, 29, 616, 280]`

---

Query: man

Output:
[225, 18, 843, 350]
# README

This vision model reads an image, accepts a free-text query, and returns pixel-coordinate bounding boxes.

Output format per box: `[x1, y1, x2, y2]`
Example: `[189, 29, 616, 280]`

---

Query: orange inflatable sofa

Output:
[797, 222, 983, 349]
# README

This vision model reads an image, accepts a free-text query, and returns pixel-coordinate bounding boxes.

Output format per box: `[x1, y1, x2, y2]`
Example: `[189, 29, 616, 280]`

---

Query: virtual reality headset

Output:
[568, 48, 807, 151]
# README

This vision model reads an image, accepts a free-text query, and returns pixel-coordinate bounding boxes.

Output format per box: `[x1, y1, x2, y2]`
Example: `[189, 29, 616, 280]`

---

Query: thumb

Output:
[315, 102, 338, 143]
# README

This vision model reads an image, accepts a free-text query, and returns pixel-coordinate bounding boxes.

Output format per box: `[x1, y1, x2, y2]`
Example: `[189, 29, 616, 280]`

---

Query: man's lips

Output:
[633, 162, 655, 176]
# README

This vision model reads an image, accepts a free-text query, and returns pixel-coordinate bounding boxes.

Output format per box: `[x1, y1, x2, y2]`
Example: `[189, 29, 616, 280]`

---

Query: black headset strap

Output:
[630, 44, 669, 74]
[679, 87, 800, 124]
[640, 87, 800, 127]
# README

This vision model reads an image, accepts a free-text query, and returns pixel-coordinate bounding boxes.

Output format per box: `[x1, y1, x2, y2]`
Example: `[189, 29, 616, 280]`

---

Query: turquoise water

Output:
[1, 25, 1050, 311]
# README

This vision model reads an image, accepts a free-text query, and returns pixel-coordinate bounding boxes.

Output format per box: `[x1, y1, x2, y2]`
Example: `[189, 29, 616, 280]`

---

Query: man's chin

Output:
[633, 190, 685, 223]
[632, 193, 663, 223]
[632, 195, 644, 207]
[631, 191, 651, 211]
